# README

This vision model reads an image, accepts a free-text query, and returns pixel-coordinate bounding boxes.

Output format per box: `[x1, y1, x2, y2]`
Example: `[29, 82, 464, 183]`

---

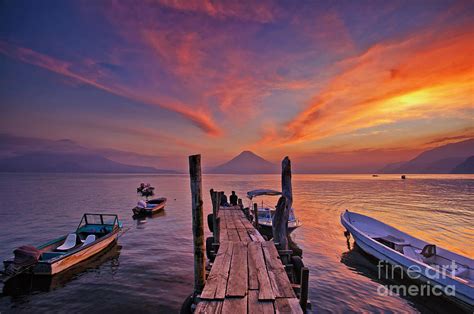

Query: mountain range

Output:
[0, 134, 179, 173]
[1, 134, 473, 174]
[379, 139, 474, 174]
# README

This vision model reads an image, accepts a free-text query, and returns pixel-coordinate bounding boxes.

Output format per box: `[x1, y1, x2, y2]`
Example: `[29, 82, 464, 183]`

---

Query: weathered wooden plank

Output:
[227, 242, 248, 297]
[201, 242, 233, 300]
[248, 290, 274, 314]
[234, 217, 246, 229]
[226, 217, 236, 230]
[275, 298, 302, 314]
[195, 300, 224, 314]
[247, 228, 266, 242]
[237, 228, 251, 243]
[227, 229, 240, 242]
[221, 296, 248, 314]
[247, 242, 259, 290]
[220, 228, 229, 242]
[262, 242, 296, 299]
[248, 242, 275, 300]
[240, 217, 254, 229]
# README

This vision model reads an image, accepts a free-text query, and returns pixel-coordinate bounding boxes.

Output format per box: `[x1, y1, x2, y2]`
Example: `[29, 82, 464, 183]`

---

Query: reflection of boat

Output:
[247, 189, 302, 238]
[132, 197, 167, 216]
[341, 210, 473, 309]
[341, 244, 466, 313]
[3, 214, 122, 277]
[3, 244, 121, 296]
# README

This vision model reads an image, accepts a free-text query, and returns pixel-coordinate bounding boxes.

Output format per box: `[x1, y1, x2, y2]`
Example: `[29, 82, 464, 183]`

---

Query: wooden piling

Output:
[210, 189, 220, 243]
[273, 156, 292, 250]
[189, 154, 205, 294]
[299, 267, 309, 312]
[253, 203, 259, 229]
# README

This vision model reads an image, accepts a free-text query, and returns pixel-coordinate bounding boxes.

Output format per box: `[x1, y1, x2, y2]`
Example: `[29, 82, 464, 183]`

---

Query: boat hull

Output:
[132, 198, 166, 216]
[341, 211, 474, 309]
[4, 230, 119, 276]
[257, 223, 300, 239]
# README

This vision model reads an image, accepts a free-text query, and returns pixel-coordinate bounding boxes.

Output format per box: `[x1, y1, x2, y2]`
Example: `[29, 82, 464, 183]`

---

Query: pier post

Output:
[189, 154, 205, 294]
[299, 267, 309, 312]
[210, 189, 221, 243]
[273, 156, 292, 250]
[253, 203, 259, 229]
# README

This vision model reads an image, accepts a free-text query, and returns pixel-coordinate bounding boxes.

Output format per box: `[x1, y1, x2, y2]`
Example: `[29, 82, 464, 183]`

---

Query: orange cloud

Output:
[261, 23, 474, 146]
[0, 41, 221, 136]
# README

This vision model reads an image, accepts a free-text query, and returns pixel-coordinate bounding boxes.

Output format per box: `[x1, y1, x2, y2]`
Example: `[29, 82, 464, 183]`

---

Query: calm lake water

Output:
[0, 173, 472, 313]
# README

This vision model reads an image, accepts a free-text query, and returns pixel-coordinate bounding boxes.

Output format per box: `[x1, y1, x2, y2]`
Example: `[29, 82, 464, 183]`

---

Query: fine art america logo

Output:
[376, 260, 457, 297]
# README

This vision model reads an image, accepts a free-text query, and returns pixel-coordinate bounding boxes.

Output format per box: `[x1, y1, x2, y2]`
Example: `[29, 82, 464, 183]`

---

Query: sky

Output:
[0, 0, 473, 170]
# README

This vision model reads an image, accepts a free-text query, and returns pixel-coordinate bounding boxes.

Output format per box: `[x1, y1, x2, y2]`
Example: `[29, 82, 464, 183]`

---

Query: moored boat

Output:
[341, 210, 473, 309]
[132, 197, 167, 216]
[3, 213, 122, 277]
[247, 189, 302, 238]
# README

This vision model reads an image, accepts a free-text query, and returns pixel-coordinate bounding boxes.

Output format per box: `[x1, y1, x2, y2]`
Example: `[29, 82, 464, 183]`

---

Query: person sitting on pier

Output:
[220, 193, 230, 207]
[229, 191, 238, 206]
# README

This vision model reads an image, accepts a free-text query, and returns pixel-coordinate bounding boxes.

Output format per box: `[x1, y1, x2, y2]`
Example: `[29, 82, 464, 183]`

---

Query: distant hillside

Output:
[451, 156, 474, 174]
[380, 139, 474, 173]
[0, 151, 176, 173]
[0, 134, 180, 173]
[209, 151, 278, 174]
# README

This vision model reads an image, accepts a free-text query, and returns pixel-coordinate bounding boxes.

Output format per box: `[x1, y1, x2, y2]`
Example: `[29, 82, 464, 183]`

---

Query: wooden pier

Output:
[187, 154, 308, 314]
[196, 205, 302, 313]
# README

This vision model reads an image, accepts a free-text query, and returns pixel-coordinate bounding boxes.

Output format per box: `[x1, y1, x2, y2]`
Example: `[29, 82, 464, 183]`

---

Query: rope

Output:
[117, 226, 132, 239]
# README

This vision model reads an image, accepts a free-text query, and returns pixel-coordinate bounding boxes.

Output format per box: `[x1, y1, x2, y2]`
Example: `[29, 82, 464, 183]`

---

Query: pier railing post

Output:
[253, 203, 259, 229]
[299, 267, 309, 312]
[189, 154, 205, 295]
[209, 189, 221, 244]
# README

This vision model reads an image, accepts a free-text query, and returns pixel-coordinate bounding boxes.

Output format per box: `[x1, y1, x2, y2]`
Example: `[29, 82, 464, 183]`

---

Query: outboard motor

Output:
[4, 245, 41, 276]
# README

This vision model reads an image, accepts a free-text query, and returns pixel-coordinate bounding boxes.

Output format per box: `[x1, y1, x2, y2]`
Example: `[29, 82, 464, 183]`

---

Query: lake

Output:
[0, 173, 472, 313]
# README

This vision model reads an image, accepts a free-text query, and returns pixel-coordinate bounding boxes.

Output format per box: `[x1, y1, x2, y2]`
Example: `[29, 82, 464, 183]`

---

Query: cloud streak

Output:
[0, 41, 222, 136]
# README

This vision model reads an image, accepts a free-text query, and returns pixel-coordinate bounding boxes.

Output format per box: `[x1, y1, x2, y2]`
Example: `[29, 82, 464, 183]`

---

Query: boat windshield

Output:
[258, 209, 272, 220]
[77, 214, 120, 230]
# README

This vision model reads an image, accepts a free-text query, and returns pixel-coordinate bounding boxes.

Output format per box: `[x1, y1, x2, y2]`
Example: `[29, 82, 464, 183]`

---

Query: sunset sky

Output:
[0, 0, 473, 170]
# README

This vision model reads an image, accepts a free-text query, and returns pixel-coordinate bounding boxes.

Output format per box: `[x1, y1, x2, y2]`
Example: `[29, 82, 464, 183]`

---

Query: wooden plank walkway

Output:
[196, 206, 302, 313]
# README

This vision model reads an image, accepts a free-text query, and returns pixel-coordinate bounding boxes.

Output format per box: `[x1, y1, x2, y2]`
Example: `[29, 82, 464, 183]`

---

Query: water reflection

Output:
[341, 243, 469, 313]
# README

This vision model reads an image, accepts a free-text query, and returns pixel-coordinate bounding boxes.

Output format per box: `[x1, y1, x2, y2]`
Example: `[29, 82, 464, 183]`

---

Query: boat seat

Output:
[381, 235, 406, 245]
[403, 246, 423, 263]
[81, 234, 96, 246]
[57, 233, 77, 251]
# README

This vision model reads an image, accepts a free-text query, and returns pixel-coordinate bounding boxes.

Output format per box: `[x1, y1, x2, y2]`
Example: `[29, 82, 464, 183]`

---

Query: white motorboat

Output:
[341, 210, 473, 309]
[247, 189, 302, 238]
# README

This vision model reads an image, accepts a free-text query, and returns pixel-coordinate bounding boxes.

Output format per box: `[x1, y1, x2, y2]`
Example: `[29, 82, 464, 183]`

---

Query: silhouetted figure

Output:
[220, 193, 229, 207]
[229, 191, 238, 206]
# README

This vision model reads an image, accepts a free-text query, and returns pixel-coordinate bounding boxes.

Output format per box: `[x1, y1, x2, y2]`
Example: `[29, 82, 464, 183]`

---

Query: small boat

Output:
[401, 175, 406, 179]
[2, 243, 121, 296]
[132, 197, 167, 216]
[372, 174, 379, 177]
[341, 210, 473, 308]
[3, 214, 122, 277]
[247, 189, 302, 238]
